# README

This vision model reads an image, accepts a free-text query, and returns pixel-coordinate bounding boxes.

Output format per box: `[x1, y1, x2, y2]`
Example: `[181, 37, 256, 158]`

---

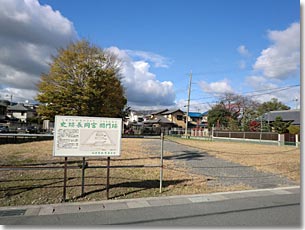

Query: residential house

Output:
[0, 100, 10, 122]
[201, 111, 209, 128]
[262, 110, 300, 126]
[187, 112, 203, 127]
[125, 110, 146, 126]
[185, 111, 210, 128]
[143, 115, 176, 134]
[142, 108, 185, 134]
[161, 109, 185, 128]
[149, 109, 169, 119]
[7, 103, 36, 123]
[125, 108, 210, 135]
[124, 110, 147, 134]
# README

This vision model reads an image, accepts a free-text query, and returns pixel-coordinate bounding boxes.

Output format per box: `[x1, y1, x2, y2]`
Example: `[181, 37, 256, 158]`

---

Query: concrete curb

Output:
[0, 186, 300, 217]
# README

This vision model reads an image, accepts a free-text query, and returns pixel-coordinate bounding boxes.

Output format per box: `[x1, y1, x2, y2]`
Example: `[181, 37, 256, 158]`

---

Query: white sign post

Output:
[53, 115, 122, 201]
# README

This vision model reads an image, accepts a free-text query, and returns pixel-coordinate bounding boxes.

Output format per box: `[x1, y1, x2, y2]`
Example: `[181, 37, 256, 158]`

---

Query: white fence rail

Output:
[168, 128, 299, 147]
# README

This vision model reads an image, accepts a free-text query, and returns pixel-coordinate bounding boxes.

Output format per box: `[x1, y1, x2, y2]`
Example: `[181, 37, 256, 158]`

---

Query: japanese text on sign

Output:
[53, 116, 122, 157]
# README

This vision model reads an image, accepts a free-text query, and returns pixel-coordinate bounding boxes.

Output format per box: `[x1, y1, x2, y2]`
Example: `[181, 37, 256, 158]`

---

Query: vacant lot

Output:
[166, 136, 300, 182]
[0, 138, 247, 206]
[0, 137, 300, 207]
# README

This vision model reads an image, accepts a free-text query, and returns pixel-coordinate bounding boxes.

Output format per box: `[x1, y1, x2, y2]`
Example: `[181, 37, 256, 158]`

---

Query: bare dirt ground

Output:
[0, 137, 300, 207]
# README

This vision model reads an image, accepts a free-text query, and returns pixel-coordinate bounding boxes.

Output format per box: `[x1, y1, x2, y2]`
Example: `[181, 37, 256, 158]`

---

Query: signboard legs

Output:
[160, 133, 164, 193]
[106, 157, 110, 200]
[63, 157, 68, 202]
[81, 157, 86, 196]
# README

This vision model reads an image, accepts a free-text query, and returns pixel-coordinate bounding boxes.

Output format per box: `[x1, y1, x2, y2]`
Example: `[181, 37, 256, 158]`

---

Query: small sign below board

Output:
[53, 116, 122, 157]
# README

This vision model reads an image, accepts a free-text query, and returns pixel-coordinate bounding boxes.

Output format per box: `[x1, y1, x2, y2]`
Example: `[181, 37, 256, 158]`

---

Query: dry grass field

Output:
[0, 137, 300, 207]
[0, 138, 248, 207]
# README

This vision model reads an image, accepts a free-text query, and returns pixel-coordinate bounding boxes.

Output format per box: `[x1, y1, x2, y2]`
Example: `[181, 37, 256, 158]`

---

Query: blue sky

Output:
[0, 0, 301, 111]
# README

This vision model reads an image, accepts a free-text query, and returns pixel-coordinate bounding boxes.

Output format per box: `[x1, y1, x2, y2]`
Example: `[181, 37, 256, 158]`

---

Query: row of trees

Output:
[207, 94, 294, 133]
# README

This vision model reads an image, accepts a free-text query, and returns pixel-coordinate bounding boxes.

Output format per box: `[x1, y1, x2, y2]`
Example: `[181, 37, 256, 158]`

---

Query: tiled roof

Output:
[151, 109, 169, 115]
[162, 109, 184, 115]
[262, 110, 300, 125]
[7, 104, 28, 112]
[0, 102, 7, 107]
[144, 115, 173, 124]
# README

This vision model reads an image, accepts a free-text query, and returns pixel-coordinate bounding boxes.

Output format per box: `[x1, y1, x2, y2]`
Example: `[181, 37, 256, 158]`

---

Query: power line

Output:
[181, 84, 300, 109]
[244, 84, 300, 97]
[189, 84, 300, 102]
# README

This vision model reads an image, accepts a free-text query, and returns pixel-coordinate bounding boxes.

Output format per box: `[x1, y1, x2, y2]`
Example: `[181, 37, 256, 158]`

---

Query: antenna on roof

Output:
[292, 97, 298, 110]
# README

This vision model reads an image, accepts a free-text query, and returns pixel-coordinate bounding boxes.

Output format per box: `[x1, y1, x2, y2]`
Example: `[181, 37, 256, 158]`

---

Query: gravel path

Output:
[143, 138, 297, 189]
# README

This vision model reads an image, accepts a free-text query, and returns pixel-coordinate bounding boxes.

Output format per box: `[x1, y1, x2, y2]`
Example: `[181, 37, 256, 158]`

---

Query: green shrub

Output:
[287, 125, 300, 135]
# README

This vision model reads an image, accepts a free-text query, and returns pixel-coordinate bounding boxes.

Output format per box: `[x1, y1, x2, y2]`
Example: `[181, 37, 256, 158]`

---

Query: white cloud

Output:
[125, 50, 172, 68]
[106, 47, 176, 108]
[244, 75, 300, 108]
[237, 45, 250, 56]
[0, 0, 175, 108]
[198, 79, 233, 95]
[244, 76, 278, 90]
[0, 0, 76, 47]
[0, 87, 37, 104]
[242, 22, 300, 108]
[0, 0, 77, 101]
[239, 60, 247, 69]
[252, 87, 300, 108]
[253, 22, 300, 79]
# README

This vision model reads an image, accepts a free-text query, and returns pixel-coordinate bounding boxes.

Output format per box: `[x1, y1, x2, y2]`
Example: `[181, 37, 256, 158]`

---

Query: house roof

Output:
[0, 102, 7, 107]
[150, 109, 169, 115]
[262, 110, 300, 125]
[0, 100, 10, 107]
[188, 112, 203, 118]
[144, 115, 173, 124]
[162, 109, 184, 115]
[7, 104, 28, 112]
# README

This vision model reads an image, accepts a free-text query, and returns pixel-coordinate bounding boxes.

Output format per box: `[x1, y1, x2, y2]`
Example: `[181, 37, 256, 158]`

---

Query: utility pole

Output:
[185, 70, 192, 137]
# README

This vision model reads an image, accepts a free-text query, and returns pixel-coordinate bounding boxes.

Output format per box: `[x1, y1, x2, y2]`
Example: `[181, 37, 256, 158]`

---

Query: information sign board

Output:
[53, 116, 122, 157]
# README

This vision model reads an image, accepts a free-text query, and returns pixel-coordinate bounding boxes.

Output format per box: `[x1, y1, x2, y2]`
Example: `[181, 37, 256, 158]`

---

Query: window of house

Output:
[176, 115, 183, 120]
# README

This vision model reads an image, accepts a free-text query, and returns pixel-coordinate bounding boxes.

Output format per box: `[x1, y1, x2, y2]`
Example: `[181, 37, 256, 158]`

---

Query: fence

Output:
[169, 128, 187, 135]
[213, 131, 278, 141]
[284, 133, 300, 147]
[168, 128, 299, 147]
[0, 133, 299, 208]
[0, 134, 165, 202]
[212, 131, 300, 146]
[169, 128, 210, 136]
[0, 133, 53, 144]
[191, 129, 210, 137]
